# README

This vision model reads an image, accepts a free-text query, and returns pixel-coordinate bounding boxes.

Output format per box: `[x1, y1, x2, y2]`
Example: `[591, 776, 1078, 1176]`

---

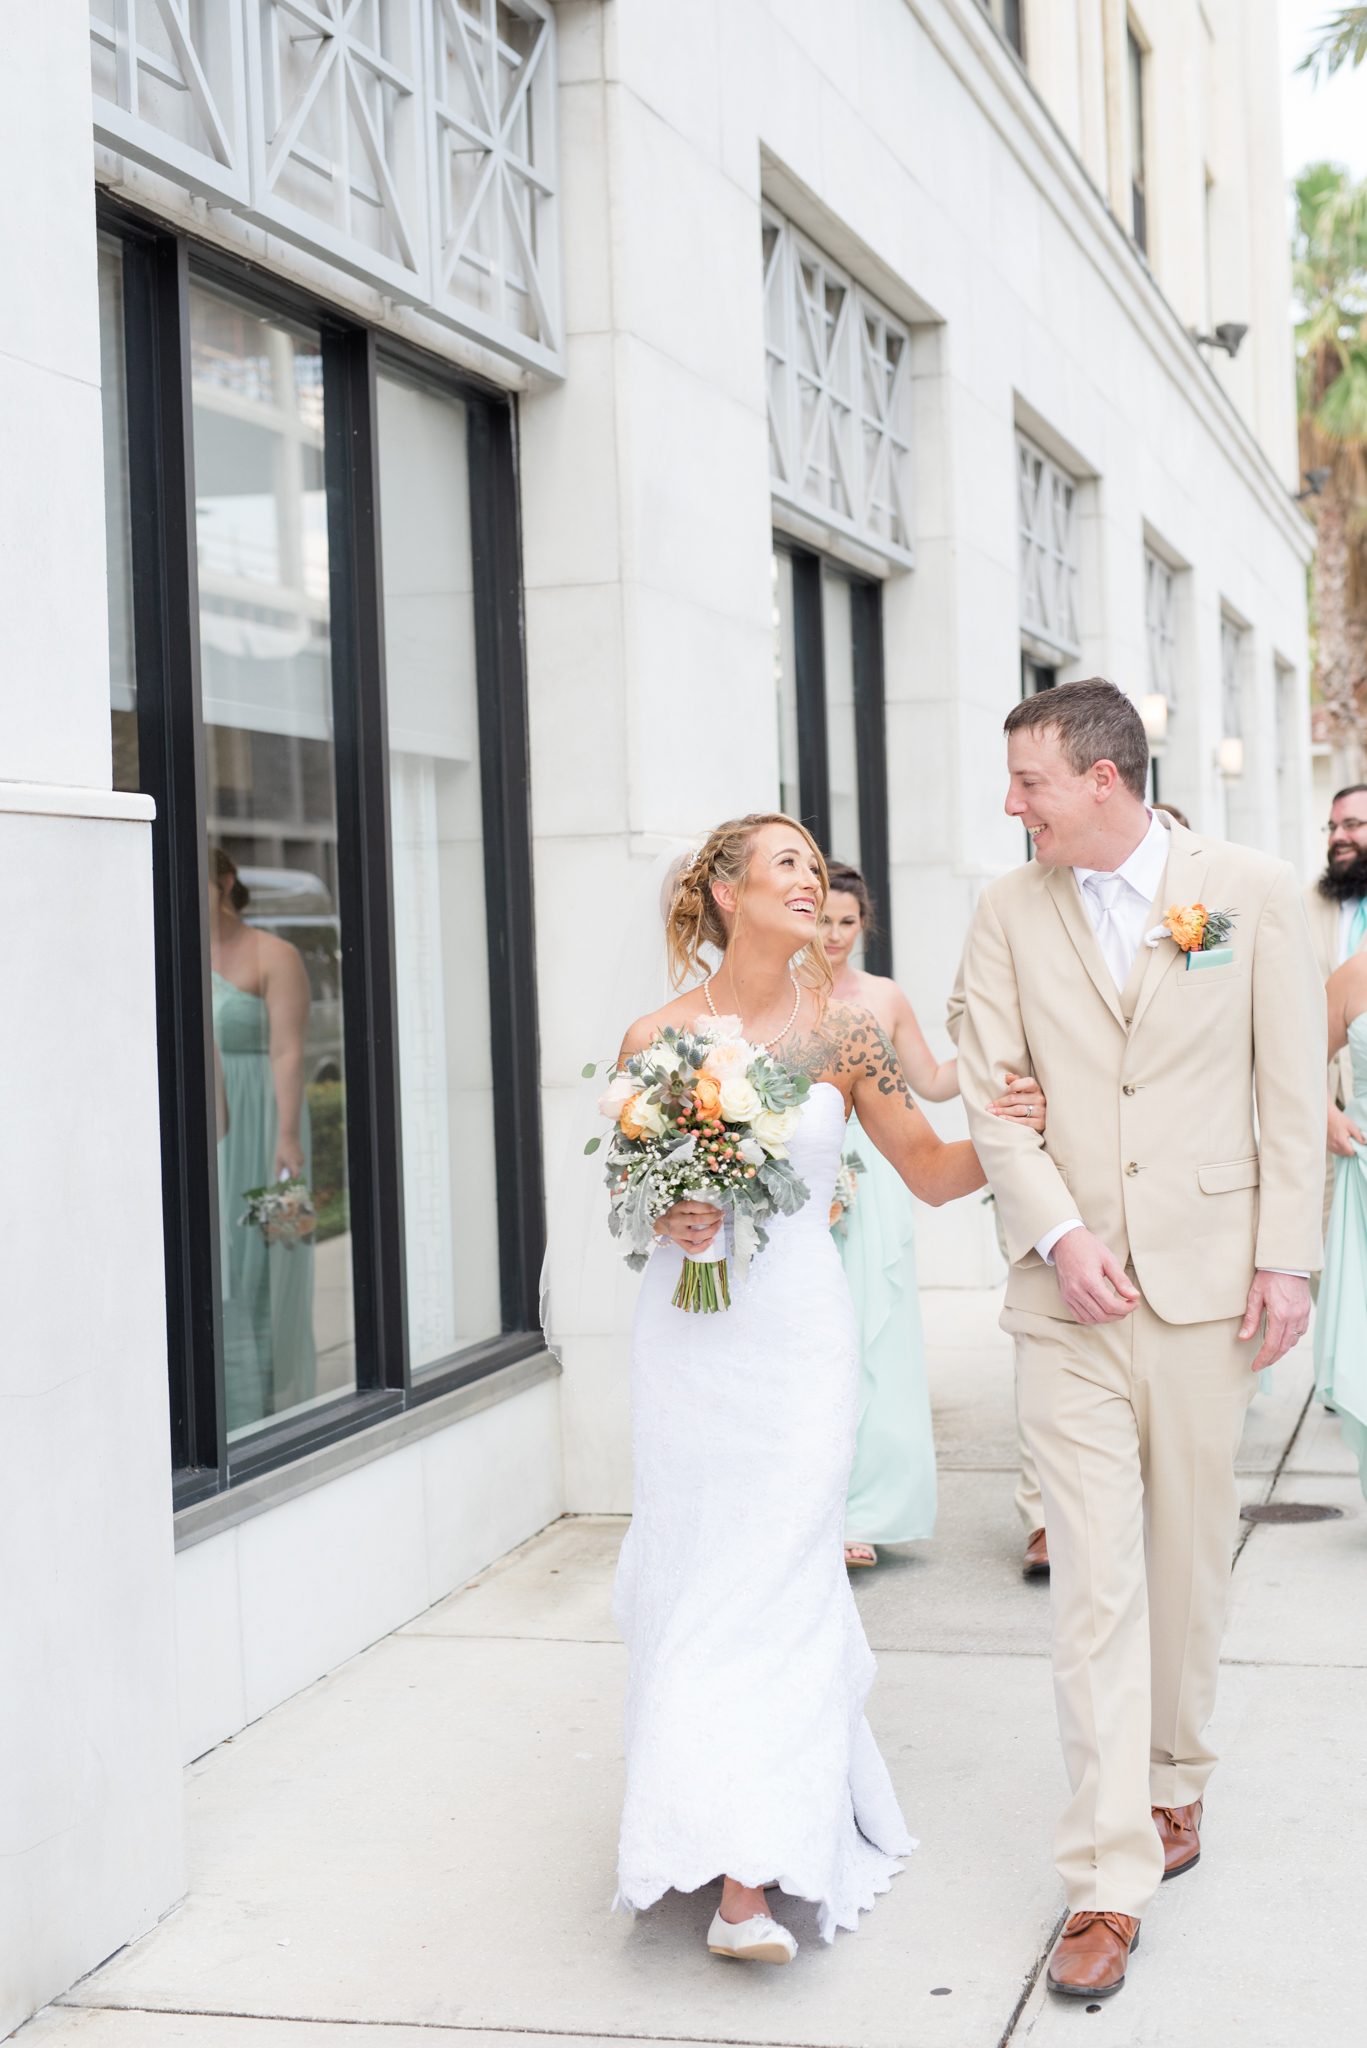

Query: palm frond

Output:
[1296, 7, 1367, 82]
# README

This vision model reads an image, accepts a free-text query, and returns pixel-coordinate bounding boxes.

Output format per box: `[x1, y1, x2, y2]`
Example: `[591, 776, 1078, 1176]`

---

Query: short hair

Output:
[1003, 677, 1149, 799]
[1153, 802, 1190, 829]
[1331, 784, 1367, 809]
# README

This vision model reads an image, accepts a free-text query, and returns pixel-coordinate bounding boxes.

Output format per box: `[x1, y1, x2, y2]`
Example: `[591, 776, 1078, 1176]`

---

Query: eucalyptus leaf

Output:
[581, 1062, 598, 1079]
[758, 1158, 809, 1215]
[584, 1136, 601, 1155]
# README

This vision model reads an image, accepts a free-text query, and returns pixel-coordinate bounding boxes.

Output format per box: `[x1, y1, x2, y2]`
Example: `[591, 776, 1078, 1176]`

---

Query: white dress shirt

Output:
[1032, 811, 1305, 1282]
[1034, 814, 1169, 1265]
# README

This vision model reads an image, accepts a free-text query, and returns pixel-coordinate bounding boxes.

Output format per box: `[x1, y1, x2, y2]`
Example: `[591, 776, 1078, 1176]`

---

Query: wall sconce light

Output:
[1192, 323, 1249, 358]
[1296, 467, 1331, 501]
[1218, 735, 1244, 777]
[1140, 694, 1169, 742]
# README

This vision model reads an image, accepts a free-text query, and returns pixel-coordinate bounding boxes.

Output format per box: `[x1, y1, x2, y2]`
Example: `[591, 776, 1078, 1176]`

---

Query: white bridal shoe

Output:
[706, 1908, 798, 1964]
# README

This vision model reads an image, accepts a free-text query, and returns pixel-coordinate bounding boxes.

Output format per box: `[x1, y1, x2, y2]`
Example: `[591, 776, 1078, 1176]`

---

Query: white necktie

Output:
[1084, 872, 1132, 991]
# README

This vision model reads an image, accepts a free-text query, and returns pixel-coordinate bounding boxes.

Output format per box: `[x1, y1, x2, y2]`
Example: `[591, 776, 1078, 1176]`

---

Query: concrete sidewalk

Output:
[17, 1292, 1365, 2048]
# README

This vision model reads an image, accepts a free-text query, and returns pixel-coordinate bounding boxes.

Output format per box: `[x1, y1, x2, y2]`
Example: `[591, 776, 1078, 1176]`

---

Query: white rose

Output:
[597, 1072, 637, 1120]
[718, 1076, 762, 1123]
[634, 1099, 668, 1138]
[753, 1106, 801, 1154]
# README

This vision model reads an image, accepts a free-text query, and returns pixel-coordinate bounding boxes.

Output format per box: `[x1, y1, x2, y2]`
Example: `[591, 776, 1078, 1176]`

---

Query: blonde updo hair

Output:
[665, 812, 834, 1002]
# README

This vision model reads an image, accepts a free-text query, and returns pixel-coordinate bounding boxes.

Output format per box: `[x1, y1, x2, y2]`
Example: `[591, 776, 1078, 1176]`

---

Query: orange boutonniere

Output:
[1145, 903, 1237, 963]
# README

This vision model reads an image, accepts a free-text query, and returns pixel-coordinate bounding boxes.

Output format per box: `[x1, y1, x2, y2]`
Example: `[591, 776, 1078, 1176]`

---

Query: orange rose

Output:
[692, 1072, 723, 1120]
[619, 1093, 649, 1140]
[1165, 903, 1208, 952]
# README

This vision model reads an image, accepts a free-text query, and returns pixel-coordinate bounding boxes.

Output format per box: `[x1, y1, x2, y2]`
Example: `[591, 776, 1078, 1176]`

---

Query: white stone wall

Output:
[174, 1375, 564, 1765]
[524, 0, 1313, 1503]
[0, 7, 183, 2028]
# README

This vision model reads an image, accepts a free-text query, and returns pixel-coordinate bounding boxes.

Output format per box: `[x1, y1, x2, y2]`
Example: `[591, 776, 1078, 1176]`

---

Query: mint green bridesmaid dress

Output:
[1314, 1010, 1367, 1502]
[837, 1112, 938, 1543]
[214, 972, 317, 1434]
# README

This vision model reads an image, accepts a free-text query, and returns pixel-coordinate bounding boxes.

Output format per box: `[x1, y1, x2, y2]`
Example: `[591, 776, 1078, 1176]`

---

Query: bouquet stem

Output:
[672, 1256, 731, 1314]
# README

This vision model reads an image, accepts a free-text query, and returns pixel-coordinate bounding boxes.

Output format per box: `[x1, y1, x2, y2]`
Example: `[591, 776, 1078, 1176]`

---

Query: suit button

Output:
[1122, 1084, 1136, 1096]
[1125, 1161, 1139, 1176]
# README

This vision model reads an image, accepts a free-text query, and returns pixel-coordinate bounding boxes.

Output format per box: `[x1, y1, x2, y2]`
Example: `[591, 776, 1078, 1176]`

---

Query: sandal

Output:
[844, 1542, 877, 1568]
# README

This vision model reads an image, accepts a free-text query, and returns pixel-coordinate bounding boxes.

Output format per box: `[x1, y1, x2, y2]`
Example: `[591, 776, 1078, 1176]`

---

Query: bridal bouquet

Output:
[239, 1176, 317, 1250]
[586, 1013, 813, 1313]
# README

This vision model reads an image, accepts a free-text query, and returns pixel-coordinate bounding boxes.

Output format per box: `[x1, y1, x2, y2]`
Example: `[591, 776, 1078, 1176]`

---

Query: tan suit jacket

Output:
[957, 818, 1325, 1325]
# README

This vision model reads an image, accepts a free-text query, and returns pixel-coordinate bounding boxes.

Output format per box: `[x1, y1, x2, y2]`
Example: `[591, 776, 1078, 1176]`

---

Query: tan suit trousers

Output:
[1005, 1293, 1255, 1917]
[1013, 1338, 1043, 1532]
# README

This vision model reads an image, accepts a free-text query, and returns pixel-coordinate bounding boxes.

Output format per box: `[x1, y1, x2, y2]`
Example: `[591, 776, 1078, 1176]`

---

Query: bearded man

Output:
[1306, 787, 1367, 1215]
[958, 679, 1323, 2001]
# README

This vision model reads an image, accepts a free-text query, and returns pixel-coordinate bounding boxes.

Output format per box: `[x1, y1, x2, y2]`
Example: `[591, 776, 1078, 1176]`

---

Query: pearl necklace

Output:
[705, 972, 801, 1050]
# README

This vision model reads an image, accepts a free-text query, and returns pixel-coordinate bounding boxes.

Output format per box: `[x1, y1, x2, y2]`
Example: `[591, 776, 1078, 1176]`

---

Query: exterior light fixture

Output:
[1295, 467, 1331, 501]
[1218, 735, 1244, 777]
[1191, 323, 1249, 358]
[1139, 694, 1169, 742]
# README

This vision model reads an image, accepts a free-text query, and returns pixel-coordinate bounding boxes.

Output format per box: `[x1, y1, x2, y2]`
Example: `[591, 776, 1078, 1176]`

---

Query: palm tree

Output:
[1297, 7, 1367, 82]
[1295, 164, 1367, 751]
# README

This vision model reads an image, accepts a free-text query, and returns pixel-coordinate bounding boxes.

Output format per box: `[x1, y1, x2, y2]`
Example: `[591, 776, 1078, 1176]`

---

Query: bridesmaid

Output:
[209, 848, 318, 1432]
[821, 866, 1046, 1566]
[1314, 952, 1367, 1499]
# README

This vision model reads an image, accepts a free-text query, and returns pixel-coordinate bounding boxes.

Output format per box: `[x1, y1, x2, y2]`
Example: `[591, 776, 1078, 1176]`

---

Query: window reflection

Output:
[377, 367, 500, 1370]
[191, 279, 355, 1437]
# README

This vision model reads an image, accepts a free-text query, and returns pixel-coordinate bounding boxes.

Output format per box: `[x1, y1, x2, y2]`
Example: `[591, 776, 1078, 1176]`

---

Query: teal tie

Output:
[1352, 900, 1367, 956]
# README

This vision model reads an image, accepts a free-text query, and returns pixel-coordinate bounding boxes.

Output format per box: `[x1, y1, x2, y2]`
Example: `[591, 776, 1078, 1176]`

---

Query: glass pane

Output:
[823, 570, 860, 868]
[191, 278, 356, 1440]
[772, 552, 800, 820]
[98, 234, 139, 792]
[376, 367, 501, 1371]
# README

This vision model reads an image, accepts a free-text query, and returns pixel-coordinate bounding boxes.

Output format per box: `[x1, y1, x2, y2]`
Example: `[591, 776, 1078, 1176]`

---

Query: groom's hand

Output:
[1240, 1270, 1311, 1372]
[1053, 1228, 1141, 1324]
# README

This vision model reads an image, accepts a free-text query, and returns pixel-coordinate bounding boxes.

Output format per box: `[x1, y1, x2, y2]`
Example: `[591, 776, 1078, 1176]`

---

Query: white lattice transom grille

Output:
[429, 0, 557, 347]
[1144, 549, 1177, 702]
[91, 0, 560, 377]
[764, 206, 912, 564]
[1017, 434, 1080, 659]
[92, 0, 249, 203]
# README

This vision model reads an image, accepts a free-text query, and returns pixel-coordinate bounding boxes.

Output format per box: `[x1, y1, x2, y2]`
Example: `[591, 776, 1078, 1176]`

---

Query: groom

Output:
[958, 680, 1323, 1999]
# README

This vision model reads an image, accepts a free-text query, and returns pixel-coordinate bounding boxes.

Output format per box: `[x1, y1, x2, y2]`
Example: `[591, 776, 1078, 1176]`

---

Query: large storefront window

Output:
[190, 282, 357, 1441]
[97, 202, 544, 1505]
[376, 368, 501, 1372]
[772, 542, 891, 973]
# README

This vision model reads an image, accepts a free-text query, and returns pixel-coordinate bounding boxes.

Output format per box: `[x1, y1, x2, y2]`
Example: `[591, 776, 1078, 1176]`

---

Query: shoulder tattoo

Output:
[780, 1004, 915, 1107]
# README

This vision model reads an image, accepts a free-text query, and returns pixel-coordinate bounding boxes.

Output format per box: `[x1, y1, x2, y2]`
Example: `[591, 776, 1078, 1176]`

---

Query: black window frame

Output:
[97, 193, 545, 1509]
[777, 542, 892, 977]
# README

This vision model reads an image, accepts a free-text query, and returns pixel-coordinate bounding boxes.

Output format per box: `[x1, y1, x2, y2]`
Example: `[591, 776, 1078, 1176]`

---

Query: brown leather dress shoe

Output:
[1046, 1911, 1139, 1998]
[1153, 1799, 1202, 1878]
[1023, 1527, 1049, 1577]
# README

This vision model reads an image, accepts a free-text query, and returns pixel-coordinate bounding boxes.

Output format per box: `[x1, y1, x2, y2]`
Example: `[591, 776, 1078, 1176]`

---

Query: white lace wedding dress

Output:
[612, 1081, 915, 1941]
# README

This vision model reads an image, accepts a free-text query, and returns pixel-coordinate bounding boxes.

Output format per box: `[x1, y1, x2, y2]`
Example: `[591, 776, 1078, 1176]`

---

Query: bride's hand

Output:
[654, 1200, 723, 1251]
[988, 1071, 1046, 1132]
[1328, 1102, 1365, 1157]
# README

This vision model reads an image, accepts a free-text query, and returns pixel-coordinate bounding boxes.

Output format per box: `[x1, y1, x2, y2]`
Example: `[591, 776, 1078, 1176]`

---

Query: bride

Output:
[611, 813, 1005, 1964]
